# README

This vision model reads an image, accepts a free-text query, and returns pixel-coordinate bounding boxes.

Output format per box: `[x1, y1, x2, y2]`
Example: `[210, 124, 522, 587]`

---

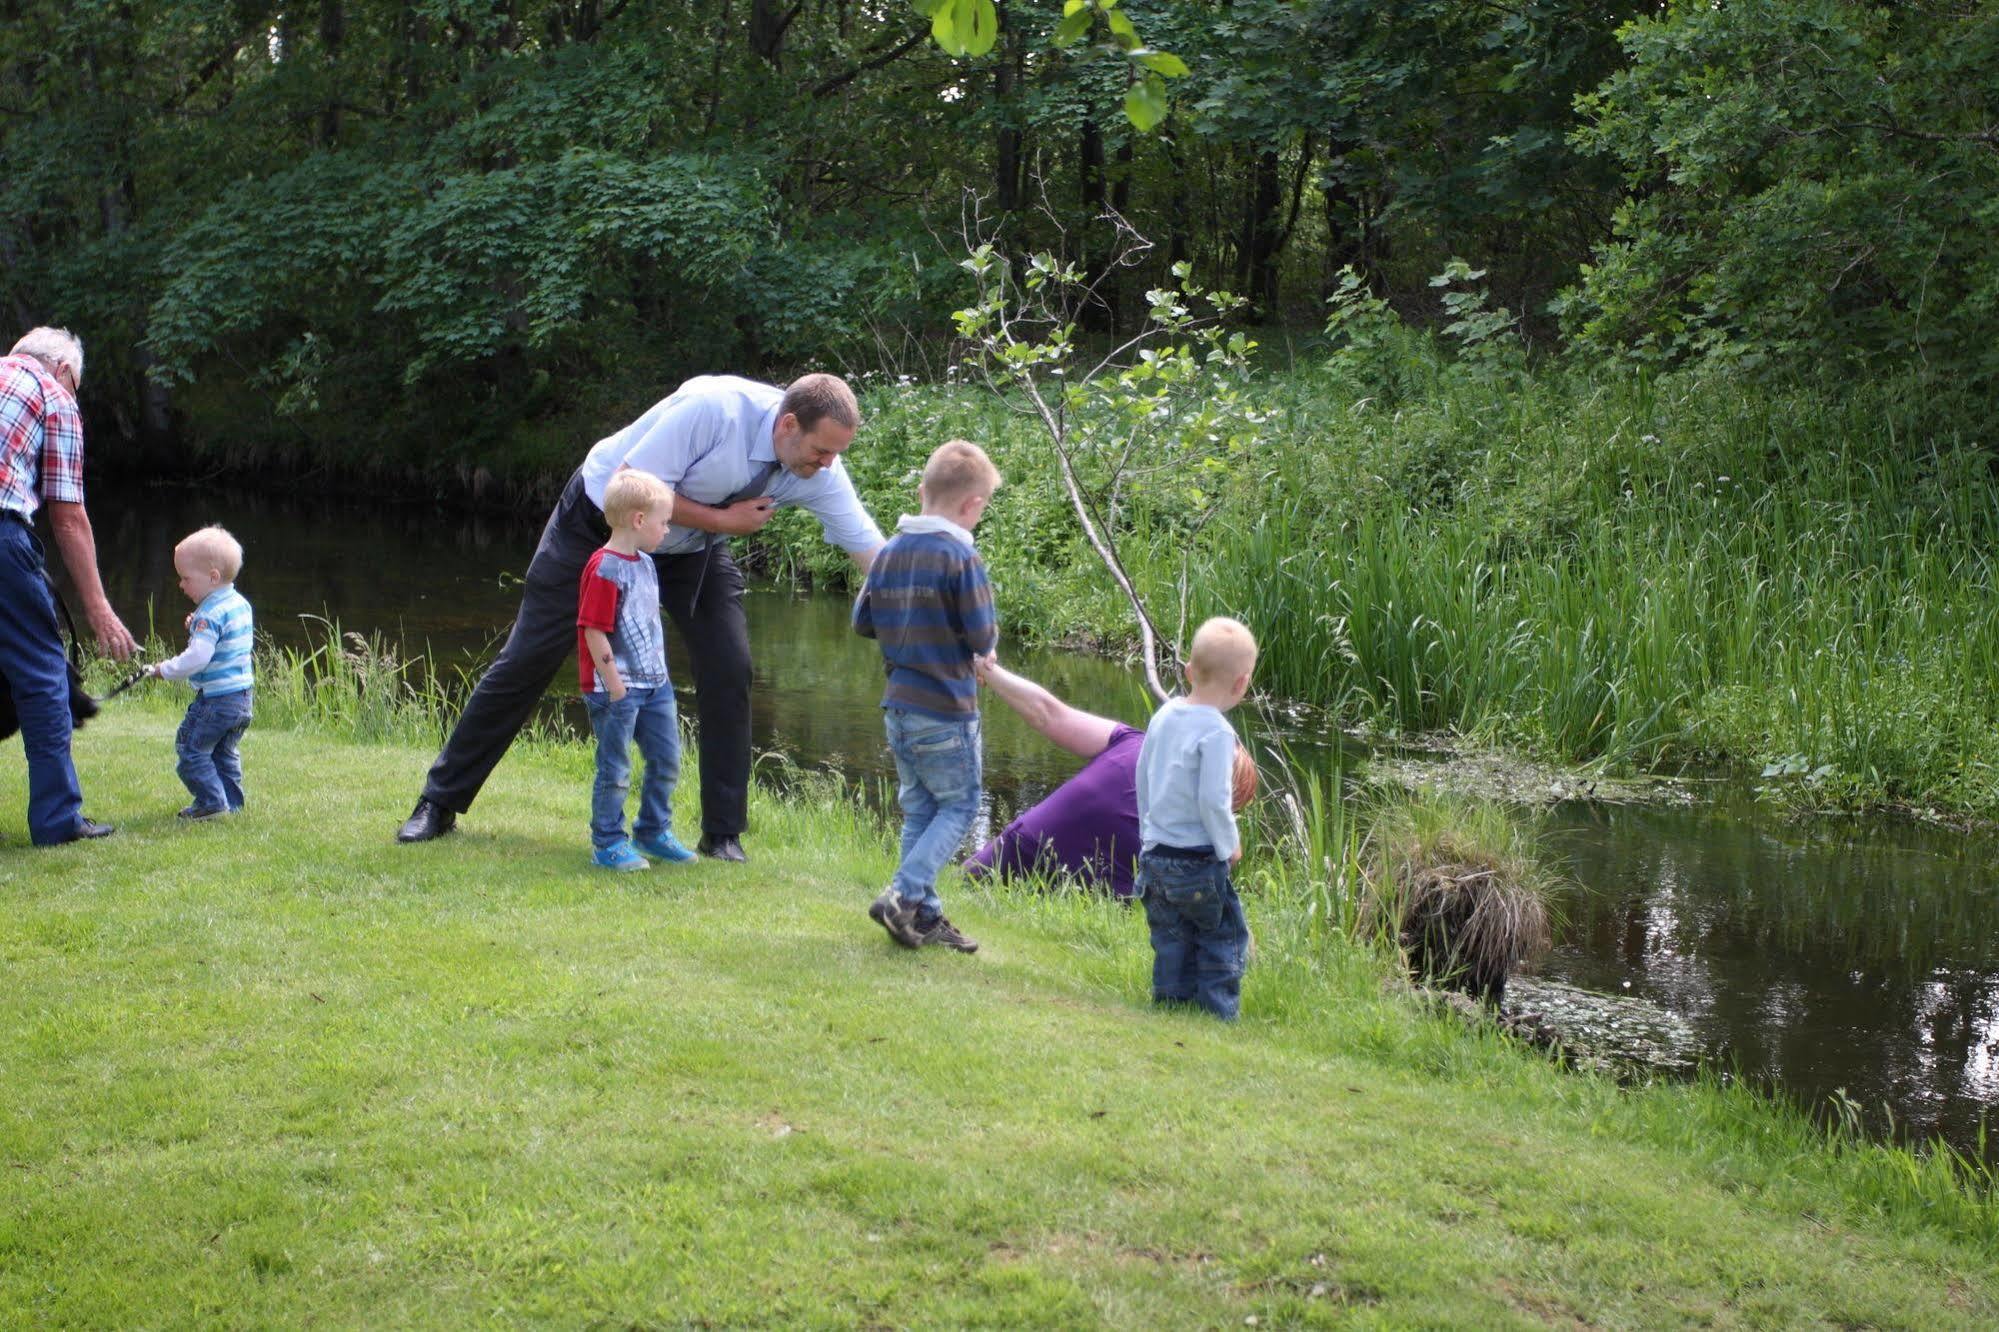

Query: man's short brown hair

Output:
[919, 439, 1002, 510]
[603, 469, 674, 530]
[780, 372, 860, 433]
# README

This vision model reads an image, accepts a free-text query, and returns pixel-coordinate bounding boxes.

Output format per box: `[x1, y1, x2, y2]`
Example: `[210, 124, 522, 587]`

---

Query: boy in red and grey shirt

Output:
[575, 469, 694, 870]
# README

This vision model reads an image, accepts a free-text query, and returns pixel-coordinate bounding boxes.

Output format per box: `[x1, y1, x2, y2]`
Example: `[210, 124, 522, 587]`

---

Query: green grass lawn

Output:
[3, 705, 1995, 1328]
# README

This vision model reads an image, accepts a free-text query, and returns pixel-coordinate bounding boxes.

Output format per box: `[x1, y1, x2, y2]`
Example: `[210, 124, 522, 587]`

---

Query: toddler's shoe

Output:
[593, 840, 651, 872]
[634, 832, 696, 863]
[177, 804, 228, 821]
[914, 913, 980, 954]
[868, 887, 924, 948]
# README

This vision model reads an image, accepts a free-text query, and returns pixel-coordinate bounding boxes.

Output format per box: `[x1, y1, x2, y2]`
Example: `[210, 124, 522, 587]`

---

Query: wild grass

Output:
[1359, 792, 1557, 1006]
[846, 358, 1999, 818]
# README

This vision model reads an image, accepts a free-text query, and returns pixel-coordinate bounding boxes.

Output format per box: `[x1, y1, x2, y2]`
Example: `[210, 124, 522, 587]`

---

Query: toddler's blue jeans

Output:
[1137, 846, 1248, 1021]
[585, 685, 681, 849]
[176, 689, 253, 812]
[885, 708, 982, 921]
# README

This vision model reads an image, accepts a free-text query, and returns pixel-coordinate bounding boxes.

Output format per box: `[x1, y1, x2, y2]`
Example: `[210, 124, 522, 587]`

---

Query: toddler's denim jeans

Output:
[176, 689, 253, 812]
[1137, 846, 1248, 1021]
[885, 708, 982, 921]
[585, 685, 681, 849]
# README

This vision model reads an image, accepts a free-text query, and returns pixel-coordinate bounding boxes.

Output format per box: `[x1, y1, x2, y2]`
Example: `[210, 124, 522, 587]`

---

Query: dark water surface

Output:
[81, 482, 1999, 1163]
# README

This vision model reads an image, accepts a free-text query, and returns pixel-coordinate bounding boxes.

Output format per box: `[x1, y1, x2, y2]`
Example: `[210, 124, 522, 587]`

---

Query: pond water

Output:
[77, 481, 1999, 1164]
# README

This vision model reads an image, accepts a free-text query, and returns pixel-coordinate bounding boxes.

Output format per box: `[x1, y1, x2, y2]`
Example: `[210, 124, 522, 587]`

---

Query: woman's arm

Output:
[976, 658, 1120, 759]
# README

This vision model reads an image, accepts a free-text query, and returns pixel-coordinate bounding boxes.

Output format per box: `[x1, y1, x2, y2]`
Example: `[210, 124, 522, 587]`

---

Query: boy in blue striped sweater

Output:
[145, 525, 254, 820]
[853, 440, 1001, 953]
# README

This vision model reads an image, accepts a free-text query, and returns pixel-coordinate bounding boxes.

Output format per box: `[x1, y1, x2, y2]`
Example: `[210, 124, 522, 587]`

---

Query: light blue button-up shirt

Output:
[578, 375, 883, 557]
[1135, 698, 1241, 861]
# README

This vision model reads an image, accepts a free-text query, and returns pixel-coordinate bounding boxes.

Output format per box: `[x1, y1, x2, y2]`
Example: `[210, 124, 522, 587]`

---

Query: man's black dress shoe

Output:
[56, 817, 115, 843]
[697, 834, 747, 863]
[396, 797, 456, 843]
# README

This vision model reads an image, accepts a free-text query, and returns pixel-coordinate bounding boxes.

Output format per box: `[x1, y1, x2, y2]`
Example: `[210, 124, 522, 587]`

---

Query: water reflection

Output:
[77, 480, 1999, 1164]
[1545, 800, 1999, 1160]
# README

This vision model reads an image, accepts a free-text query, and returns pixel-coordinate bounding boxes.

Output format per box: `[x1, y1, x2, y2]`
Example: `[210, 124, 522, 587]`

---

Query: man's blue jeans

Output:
[885, 708, 982, 920]
[0, 518, 83, 844]
[584, 685, 681, 849]
[1137, 848, 1248, 1021]
[176, 690, 253, 812]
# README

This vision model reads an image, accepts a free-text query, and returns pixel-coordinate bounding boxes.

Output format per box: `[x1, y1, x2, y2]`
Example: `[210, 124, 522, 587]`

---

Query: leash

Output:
[96, 661, 151, 701]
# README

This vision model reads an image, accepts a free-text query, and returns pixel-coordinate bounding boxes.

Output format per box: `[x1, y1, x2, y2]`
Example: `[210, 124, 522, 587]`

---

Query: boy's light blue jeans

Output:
[175, 690, 253, 812]
[584, 685, 681, 849]
[885, 708, 982, 921]
[1137, 847, 1248, 1021]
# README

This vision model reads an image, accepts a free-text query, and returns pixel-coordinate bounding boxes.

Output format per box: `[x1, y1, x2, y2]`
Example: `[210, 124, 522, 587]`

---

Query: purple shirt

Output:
[964, 724, 1144, 898]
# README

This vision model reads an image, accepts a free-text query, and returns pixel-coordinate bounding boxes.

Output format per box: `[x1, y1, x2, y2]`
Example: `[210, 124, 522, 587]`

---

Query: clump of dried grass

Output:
[1361, 793, 1557, 1006]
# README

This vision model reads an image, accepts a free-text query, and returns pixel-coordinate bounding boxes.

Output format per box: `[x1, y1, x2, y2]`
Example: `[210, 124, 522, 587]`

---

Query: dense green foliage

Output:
[4, 704, 1996, 1323]
[1566, 0, 1999, 382]
[806, 312, 1999, 817]
[25, 0, 1994, 472]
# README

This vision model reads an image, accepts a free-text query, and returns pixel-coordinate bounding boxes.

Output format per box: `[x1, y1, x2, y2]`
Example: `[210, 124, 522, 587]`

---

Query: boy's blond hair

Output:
[1188, 616, 1257, 687]
[175, 525, 244, 581]
[919, 439, 1002, 511]
[602, 469, 675, 530]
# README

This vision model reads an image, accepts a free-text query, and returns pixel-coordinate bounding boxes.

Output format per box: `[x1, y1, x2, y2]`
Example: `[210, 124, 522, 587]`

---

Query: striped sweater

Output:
[852, 515, 998, 719]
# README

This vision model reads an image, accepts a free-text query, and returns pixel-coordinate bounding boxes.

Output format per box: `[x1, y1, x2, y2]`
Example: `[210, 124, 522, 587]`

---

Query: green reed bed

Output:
[852, 360, 1999, 818]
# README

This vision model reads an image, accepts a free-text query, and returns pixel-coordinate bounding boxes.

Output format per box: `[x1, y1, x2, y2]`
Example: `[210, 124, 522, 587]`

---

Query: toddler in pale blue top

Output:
[144, 525, 254, 820]
[1135, 616, 1259, 1020]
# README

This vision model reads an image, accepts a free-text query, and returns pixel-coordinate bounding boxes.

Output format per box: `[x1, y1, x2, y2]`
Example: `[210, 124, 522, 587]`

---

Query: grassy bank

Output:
[2, 686, 1995, 1325]
[811, 359, 1999, 821]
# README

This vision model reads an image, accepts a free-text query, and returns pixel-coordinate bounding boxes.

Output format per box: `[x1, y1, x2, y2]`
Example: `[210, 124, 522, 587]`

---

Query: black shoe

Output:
[915, 914, 979, 954]
[177, 804, 228, 821]
[868, 887, 924, 948]
[60, 817, 116, 842]
[697, 834, 747, 863]
[396, 798, 456, 843]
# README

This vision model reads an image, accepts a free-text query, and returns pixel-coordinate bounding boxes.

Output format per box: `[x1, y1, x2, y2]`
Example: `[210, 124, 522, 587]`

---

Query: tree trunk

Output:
[1238, 149, 1282, 317]
[318, 0, 345, 145]
[1079, 118, 1111, 333]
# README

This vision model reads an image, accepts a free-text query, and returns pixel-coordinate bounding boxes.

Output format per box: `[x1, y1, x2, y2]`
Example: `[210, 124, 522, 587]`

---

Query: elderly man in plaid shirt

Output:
[1, 327, 136, 845]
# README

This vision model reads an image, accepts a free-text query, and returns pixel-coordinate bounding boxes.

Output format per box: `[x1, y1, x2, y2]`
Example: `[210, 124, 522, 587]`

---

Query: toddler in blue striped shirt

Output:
[853, 439, 1001, 954]
[145, 525, 254, 820]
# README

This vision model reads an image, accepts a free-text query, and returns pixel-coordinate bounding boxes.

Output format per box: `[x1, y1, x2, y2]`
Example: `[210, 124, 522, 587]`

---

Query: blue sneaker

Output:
[634, 832, 696, 863]
[592, 840, 650, 872]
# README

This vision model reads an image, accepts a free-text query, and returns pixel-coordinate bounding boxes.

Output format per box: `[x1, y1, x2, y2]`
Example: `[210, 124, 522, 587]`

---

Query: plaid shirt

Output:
[0, 353, 85, 519]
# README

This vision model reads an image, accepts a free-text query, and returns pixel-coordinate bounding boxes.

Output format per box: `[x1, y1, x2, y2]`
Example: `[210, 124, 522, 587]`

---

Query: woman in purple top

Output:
[965, 659, 1256, 897]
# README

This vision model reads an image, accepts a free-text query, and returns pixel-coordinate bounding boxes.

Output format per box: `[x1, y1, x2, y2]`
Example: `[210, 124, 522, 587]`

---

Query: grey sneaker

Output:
[915, 914, 979, 954]
[868, 888, 923, 948]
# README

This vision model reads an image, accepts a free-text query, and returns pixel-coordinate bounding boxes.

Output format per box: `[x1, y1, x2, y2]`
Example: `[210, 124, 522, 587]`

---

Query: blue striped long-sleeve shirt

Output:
[852, 515, 998, 719]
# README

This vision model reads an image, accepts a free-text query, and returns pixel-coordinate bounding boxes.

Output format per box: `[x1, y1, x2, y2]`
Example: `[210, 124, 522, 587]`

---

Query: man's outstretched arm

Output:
[45, 500, 135, 659]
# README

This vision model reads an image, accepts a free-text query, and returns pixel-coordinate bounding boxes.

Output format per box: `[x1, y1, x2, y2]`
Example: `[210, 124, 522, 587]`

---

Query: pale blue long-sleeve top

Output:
[1135, 698, 1239, 861]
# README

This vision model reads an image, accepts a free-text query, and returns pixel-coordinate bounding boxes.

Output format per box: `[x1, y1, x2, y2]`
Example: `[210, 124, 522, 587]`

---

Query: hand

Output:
[716, 497, 777, 537]
[607, 684, 628, 703]
[1229, 845, 1243, 866]
[973, 652, 997, 683]
[143, 664, 160, 680]
[89, 605, 137, 661]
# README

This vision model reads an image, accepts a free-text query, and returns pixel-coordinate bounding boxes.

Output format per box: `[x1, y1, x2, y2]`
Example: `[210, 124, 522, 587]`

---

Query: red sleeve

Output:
[576, 551, 621, 631]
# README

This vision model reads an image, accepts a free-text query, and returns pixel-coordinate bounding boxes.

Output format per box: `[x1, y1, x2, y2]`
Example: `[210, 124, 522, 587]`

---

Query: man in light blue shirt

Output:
[399, 374, 885, 858]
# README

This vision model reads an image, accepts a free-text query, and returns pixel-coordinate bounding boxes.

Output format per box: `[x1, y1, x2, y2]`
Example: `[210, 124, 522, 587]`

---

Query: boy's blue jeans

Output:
[885, 708, 982, 920]
[176, 690, 253, 812]
[1137, 847, 1248, 1021]
[585, 685, 681, 849]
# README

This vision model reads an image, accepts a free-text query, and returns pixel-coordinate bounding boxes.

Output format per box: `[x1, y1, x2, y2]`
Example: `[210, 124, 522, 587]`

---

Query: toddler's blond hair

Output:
[175, 525, 244, 581]
[603, 469, 675, 530]
[919, 439, 1002, 511]
[1188, 616, 1257, 688]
